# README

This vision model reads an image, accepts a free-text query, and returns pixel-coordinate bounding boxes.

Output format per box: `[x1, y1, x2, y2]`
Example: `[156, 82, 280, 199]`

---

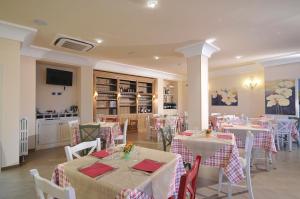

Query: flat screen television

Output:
[46, 68, 73, 86]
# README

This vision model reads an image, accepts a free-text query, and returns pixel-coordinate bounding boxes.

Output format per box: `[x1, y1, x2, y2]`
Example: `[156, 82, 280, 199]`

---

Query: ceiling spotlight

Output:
[95, 38, 103, 44]
[235, 56, 242, 59]
[147, 0, 158, 8]
[153, 56, 160, 60]
[205, 38, 216, 44]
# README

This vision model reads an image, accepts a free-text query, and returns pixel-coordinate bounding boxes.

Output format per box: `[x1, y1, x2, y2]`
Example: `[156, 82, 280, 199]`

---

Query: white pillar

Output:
[176, 42, 220, 130]
[79, 66, 93, 123]
[0, 38, 21, 167]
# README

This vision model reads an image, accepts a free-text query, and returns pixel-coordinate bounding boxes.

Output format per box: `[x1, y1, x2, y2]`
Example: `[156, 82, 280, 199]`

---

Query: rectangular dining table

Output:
[222, 124, 277, 153]
[51, 146, 185, 199]
[71, 122, 122, 147]
[171, 132, 244, 184]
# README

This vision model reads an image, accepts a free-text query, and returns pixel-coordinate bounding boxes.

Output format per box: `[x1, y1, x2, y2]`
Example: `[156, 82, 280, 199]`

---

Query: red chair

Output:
[169, 155, 202, 199]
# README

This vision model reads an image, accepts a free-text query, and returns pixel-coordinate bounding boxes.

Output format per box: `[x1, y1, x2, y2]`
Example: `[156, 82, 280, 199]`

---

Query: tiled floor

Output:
[0, 132, 300, 199]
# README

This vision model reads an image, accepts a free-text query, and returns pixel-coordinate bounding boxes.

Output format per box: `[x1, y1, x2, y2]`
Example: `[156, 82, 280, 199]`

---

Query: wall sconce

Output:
[152, 94, 156, 99]
[93, 91, 98, 98]
[244, 77, 260, 90]
[137, 94, 141, 98]
[117, 92, 121, 98]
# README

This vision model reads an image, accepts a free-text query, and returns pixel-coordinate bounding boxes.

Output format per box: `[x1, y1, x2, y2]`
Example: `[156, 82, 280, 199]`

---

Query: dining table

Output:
[221, 123, 277, 153]
[51, 146, 185, 199]
[71, 122, 122, 147]
[171, 131, 244, 184]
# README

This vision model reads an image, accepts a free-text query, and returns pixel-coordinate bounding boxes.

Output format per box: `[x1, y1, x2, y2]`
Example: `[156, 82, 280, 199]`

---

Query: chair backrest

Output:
[68, 120, 79, 145]
[288, 116, 300, 130]
[159, 127, 173, 152]
[123, 119, 128, 144]
[30, 169, 76, 199]
[177, 156, 202, 199]
[64, 138, 101, 161]
[79, 124, 100, 142]
[245, 131, 254, 168]
[276, 119, 292, 134]
[209, 116, 218, 130]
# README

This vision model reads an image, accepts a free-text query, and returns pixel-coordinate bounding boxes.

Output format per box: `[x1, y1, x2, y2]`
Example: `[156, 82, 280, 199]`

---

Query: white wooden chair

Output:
[218, 131, 254, 199]
[114, 119, 128, 145]
[146, 115, 161, 142]
[275, 119, 293, 151]
[68, 120, 79, 146]
[64, 138, 101, 161]
[30, 169, 76, 199]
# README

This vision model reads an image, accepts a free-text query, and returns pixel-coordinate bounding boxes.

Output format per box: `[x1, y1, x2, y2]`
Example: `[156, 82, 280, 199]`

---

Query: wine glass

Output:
[132, 147, 140, 162]
[106, 143, 115, 159]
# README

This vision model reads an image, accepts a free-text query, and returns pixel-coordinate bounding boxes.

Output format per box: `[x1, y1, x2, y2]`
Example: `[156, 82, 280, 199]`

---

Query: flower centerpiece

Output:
[205, 128, 212, 138]
[123, 143, 134, 160]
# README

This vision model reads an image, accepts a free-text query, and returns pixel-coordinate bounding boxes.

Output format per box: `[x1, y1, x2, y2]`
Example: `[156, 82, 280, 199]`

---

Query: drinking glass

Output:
[106, 143, 115, 159]
[132, 147, 140, 162]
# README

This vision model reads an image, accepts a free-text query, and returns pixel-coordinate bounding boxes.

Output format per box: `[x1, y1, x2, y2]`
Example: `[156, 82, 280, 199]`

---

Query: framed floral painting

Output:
[211, 88, 238, 106]
[265, 79, 296, 115]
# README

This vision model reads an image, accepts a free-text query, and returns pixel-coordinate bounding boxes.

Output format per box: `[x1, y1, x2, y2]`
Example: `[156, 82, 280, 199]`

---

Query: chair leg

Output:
[218, 168, 224, 196]
[265, 151, 271, 171]
[276, 134, 280, 151]
[288, 132, 292, 152]
[227, 182, 232, 199]
[246, 168, 254, 199]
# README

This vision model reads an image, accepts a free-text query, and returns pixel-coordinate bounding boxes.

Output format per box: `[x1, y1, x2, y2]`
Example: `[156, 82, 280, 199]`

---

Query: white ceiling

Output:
[1, 0, 300, 75]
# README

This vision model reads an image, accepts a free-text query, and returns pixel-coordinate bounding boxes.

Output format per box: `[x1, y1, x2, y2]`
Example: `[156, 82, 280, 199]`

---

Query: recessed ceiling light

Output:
[205, 38, 216, 44]
[33, 19, 48, 26]
[153, 56, 160, 60]
[235, 56, 243, 59]
[95, 38, 103, 44]
[147, 0, 158, 8]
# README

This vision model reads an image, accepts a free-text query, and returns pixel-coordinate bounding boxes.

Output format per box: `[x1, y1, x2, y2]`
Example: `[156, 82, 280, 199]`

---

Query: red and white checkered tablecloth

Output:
[51, 154, 185, 199]
[71, 123, 121, 147]
[223, 128, 277, 153]
[171, 137, 244, 184]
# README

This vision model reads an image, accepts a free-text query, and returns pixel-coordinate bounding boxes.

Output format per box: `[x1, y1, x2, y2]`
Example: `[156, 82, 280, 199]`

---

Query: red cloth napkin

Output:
[91, 150, 110, 158]
[217, 134, 232, 140]
[132, 159, 164, 173]
[178, 132, 193, 136]
[79, 162, 114, 178]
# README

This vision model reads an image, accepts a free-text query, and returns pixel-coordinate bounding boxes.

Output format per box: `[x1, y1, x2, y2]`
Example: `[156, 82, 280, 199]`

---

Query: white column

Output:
[176, 42, 220, 130]
[0, 38, 21, 167]
[79, 66, 93, 123]
[156, 78, 164, 115]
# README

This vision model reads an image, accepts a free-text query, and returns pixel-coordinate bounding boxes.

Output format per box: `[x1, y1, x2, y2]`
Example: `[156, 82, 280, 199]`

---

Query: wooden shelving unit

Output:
[93, 70, 155, 119]
[94, 77, 118, 115]
[163, 81, 177, 110]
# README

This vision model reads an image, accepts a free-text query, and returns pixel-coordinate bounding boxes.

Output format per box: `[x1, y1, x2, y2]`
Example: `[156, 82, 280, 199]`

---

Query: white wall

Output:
[20, 56, 36, 149]
[36, 63, 79, 113]
[0, 38, 20, 167]
[209, 67, 265, 117]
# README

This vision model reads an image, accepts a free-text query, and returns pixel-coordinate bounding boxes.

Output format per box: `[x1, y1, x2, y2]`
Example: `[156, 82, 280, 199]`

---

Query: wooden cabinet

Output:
[59, 122, 70, 143]
[37, 120, 59, 146]
[36, 118, 77, 150]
